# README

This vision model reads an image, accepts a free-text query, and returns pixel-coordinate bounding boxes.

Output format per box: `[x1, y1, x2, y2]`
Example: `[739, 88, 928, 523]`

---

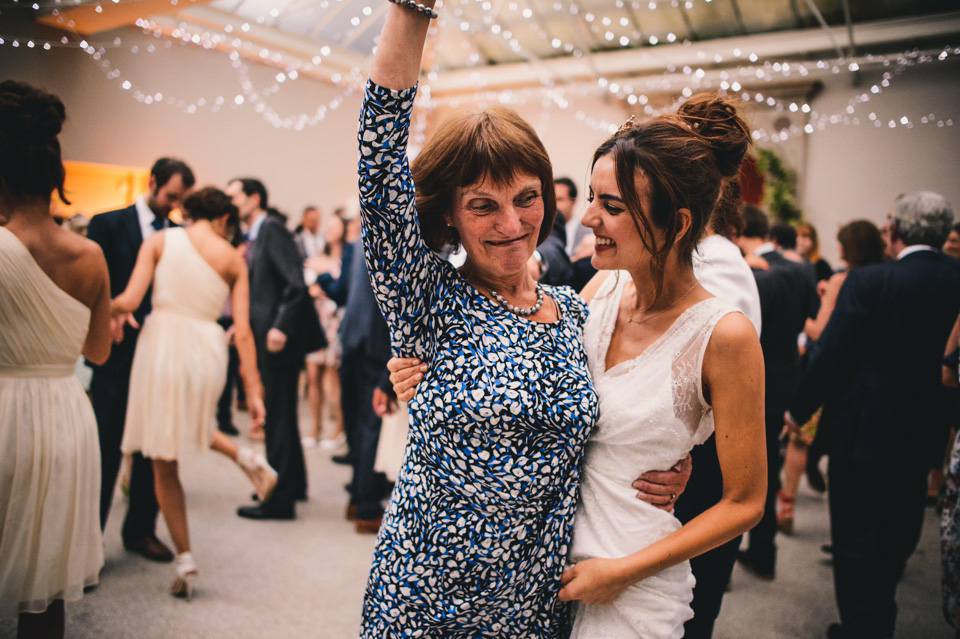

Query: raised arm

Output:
[358, 0, 445, 360]
[559, 312, 766, 604]
[805, 271, 846, 341]
[369, 1, 435, 89]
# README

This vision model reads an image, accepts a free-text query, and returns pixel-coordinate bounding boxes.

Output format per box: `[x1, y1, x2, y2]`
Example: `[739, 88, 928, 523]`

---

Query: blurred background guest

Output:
[302, 212, 349, 451]
[778, 220, 885, 535]
[87, 156, 195, 563]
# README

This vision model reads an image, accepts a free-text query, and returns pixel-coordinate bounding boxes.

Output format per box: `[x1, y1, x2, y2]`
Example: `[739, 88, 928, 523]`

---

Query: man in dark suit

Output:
[555, 176, 597, 292]
[227, 178, 315, 520]
[86, 157, 195, 562]
[536, 184, 573, 286]
[339, 239, 394, 533]
[786, 192, 960, 639]
[735, 206, 818, 580]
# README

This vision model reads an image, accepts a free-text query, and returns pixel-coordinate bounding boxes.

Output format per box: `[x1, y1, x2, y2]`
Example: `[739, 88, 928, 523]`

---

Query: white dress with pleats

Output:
[121, 227, 230, 461]
[569, 272, 740, 639]
[0, 227, 104, 616]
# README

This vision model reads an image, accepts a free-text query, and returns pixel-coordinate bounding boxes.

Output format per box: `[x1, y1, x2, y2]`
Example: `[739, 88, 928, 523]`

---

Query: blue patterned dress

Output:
[357, 80, 599, 637]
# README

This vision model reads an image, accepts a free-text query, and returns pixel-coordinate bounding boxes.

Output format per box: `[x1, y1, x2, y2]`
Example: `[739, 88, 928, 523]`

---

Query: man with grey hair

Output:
[785, 191, 960, 639]
[886, 190, 956, 256]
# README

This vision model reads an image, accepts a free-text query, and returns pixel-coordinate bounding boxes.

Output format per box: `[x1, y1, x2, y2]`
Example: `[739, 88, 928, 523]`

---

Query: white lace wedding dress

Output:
[569, 271, 740, 639]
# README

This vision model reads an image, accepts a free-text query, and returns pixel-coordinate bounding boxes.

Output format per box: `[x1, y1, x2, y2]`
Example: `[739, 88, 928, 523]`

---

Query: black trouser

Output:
[338, 359, 359, 459]
[828, 458, 928, 638]
[675, 435, 741, 639]
[339, 352, 387, 520]
[90, 371, 159, 542]
[216, 317, 243, 428]
[260, 349, 307, 507]
[742, 407, 784, 572]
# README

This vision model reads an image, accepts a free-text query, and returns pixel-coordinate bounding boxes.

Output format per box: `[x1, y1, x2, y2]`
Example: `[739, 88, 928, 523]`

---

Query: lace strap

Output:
[683, 298, 743, 408]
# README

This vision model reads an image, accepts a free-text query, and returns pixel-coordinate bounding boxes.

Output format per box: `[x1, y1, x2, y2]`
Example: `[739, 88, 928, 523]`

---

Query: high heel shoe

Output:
[776, 491, 795, 535]
[171, 552, 197, 601]
[237, 447, 278, 502]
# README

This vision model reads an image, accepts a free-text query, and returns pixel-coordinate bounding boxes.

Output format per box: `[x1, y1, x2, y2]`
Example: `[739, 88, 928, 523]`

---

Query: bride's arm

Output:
[559, 312, 766, 605]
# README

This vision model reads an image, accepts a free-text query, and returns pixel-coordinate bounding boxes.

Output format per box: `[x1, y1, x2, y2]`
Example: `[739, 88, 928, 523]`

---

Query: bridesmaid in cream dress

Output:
[112, 187, 270, 600]
[0, 81, 111, 639]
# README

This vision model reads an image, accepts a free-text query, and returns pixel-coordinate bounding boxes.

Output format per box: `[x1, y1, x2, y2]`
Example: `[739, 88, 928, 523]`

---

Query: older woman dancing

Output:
[355, 0, 698, 635]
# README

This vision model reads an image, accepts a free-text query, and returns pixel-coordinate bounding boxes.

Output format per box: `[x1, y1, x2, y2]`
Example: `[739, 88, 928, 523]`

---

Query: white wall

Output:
[0, 25, 364, 221]
[799, 59, 960, 266]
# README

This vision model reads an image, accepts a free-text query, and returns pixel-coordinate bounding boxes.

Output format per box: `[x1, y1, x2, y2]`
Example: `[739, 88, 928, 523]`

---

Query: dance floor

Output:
[0, 400, 950, 638]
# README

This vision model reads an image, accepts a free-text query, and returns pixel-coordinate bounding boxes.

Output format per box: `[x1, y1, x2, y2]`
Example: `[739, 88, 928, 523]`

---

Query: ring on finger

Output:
[669, 493, 677, 502]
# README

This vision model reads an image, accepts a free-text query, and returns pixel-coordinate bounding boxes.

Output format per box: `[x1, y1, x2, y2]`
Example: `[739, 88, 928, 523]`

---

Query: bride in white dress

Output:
[558, 97, 765, 638]
[389, 95, 766, 638]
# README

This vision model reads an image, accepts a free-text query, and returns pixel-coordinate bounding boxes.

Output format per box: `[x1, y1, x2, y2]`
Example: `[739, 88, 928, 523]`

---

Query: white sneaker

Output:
[319, 434, 346, 451]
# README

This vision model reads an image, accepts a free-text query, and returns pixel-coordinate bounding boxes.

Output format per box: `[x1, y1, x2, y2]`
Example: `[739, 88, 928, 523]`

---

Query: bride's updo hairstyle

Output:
[183, 186, 239, 229]
[0, 80, 69, 204]
[592, 94, 751, 296]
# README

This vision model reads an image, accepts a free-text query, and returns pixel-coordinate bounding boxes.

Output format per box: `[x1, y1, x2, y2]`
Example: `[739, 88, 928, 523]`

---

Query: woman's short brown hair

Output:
[795, 222, 821, 262]
[411, 107, 556, 252]
[837, 219, 885, 269]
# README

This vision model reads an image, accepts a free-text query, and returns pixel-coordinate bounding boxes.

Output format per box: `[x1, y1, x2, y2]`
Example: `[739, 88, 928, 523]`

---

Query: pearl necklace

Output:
[490, 285, 545, 317]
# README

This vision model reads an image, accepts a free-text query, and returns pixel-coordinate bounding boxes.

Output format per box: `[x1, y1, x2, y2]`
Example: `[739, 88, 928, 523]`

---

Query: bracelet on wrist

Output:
[387, 0, 438, 19]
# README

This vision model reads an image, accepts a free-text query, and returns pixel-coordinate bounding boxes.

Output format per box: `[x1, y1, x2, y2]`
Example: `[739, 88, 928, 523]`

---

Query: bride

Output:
[390, 96, 766, 637]
[112, 187, 271, 600]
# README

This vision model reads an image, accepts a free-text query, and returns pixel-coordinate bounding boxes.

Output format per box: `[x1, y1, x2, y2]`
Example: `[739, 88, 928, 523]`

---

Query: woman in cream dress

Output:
[0, 80, 111, 639]
[113, 187, 269, 600]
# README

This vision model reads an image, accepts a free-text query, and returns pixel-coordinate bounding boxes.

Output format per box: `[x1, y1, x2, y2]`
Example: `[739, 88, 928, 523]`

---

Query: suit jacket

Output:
[790, 249, 960, 466]
[316, 241, 354, 307]
[753, 250, 819, 418]
[338, 239, 391, 368]
[248, 214, 322, 358]
[85, 204, 177, 376]
[566, 219, 591, 256]
[538, 215, 573, 287]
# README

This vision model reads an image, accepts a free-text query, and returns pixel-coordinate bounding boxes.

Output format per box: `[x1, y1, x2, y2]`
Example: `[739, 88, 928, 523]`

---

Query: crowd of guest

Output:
[2, 65, 959, 639]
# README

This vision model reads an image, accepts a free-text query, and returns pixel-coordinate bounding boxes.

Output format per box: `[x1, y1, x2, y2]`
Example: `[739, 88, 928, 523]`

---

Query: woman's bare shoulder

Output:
[54, 228, 109, 306]
[707, 311, 761, 357]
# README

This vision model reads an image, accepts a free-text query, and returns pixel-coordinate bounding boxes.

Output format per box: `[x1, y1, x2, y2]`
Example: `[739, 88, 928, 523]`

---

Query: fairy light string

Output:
[0, 0, 955, 136]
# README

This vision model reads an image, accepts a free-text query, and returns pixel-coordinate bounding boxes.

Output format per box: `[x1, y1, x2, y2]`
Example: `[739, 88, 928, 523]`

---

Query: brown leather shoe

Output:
[124, 535, 174, 562]
[354, 515, 383, 534]
[345, 504, 358, 521]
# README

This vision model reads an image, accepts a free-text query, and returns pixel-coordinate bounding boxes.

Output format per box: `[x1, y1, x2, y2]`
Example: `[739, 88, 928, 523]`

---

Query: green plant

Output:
[754, 147, 802, 224]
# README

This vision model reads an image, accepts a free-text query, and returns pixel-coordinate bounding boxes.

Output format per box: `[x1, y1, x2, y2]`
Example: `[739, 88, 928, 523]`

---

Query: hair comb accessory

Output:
[615, 115, 637, 136]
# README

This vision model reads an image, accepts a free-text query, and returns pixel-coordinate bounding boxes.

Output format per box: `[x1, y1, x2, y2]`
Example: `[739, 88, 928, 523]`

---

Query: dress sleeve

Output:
[357, 79, 445, 360]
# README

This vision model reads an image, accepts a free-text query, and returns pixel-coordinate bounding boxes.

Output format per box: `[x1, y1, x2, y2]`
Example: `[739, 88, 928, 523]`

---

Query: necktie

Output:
[245, 237, 255, 267]
[151, 217, 164, 232]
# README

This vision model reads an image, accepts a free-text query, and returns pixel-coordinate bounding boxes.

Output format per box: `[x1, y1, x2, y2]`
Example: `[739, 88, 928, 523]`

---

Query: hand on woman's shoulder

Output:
[578, 270, 615, 304]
